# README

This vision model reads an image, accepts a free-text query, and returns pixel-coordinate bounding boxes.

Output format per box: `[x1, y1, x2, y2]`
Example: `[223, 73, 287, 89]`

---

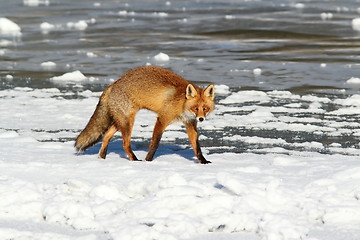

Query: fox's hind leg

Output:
[114, 111, 138, 161]
[98, 124, 117, 159]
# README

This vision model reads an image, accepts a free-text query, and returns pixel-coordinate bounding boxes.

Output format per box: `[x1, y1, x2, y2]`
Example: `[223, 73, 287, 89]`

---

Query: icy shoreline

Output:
[1, 86, 360, 240]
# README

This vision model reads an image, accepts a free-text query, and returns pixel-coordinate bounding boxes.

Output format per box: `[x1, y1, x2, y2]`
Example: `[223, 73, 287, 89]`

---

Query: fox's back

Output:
[108, 66, 198, 112]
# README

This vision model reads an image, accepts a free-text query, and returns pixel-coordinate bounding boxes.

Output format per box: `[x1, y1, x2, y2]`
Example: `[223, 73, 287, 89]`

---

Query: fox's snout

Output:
[197, 117, 204, 122]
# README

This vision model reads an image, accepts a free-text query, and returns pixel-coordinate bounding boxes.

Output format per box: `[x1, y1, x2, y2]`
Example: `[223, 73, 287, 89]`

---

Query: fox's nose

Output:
[198, 117, 204, 122]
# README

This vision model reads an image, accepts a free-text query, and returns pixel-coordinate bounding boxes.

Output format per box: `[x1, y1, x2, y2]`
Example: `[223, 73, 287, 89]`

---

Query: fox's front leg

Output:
[145, 118, 167, 161]
[185, 120, 211, 164]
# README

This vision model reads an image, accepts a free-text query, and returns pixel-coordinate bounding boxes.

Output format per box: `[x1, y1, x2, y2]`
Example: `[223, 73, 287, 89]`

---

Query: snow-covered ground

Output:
[1, 86, 360, 240]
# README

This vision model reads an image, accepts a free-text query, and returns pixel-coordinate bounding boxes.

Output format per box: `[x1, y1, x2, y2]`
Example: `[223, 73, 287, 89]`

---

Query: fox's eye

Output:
[192, 106, 199, 111]
[203, 107, 209, 111]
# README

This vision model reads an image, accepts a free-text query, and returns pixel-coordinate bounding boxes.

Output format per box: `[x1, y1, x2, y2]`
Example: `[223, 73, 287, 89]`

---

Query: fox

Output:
[75, 65, 215, 164]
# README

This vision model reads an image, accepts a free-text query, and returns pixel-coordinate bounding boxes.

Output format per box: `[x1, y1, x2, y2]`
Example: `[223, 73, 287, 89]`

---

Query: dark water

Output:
[1, 0, 360, 92]
[1, 0, 360, 155]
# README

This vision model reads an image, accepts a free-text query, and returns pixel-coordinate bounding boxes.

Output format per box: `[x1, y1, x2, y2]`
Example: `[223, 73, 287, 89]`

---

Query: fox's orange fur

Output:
[75, 66, 215, 164]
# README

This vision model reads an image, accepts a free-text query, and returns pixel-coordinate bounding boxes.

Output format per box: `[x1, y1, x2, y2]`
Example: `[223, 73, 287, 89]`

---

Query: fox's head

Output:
[185, 84, 215, 122]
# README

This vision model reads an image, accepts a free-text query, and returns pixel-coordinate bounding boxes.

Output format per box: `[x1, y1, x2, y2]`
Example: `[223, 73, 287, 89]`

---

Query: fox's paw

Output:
[200, 159, 211, 164]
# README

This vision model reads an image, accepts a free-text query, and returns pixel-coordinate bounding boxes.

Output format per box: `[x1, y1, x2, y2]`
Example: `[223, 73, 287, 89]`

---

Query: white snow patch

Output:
[0, 18, 21, 36]
[41, 61, 56, 68]
[119, 10, 136, 16]
[153, 12, 169, 17]
[320, 12, 333, 20]
[220, 90, 270, 104]
[23, 0, 50, 6]
[253, 68, 262, 76]
[50, 70, 87, 82]
[215, 84, 230, 95]
[40, 22, 55, 33]
[0, 39, 13, 46]
[153, 52, 170, 62]
[293, 3, 305, 9]
[352, 18, 360, 31]
[225, 15, 235, 20]
[67, 20, 88, 31]
[86, 52, 97, 58]
[346, 77, 360, 84]
[5, 74, 14, 80]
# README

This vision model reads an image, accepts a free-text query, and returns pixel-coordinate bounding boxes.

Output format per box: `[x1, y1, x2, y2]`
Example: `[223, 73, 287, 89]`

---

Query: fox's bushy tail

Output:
[75, 89, 112, 152]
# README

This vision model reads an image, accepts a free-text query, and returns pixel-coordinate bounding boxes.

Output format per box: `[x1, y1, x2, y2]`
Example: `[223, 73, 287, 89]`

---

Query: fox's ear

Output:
[204, 84, 215, 100]
[186, 84, 198, 99]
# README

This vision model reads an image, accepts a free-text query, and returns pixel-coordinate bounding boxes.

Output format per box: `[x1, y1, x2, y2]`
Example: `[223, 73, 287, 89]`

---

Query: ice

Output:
[86, 52, 97, 58]
[50, 70, 88, 82]
[5, 74, 14, 80]
[214, 84, 230, 95]
[225, 15, 235, 20]
[253, 68, 262, 76]
[0, 18, 21, 36]
[67, 20, 88, 31]
[23, 0, 50, 6]
[220, 90, 270, 104]
[41, 61, 56, 68]
[153, 52, 170, 62]
[346, 77, 360, 84]
[119, 10, 136, 16]
[320, 13, 333, 20]
[40, 22, 55, 33]
[293, 3, 305, 9]
[352, 18, 360, 31]
[153, 12, 169, 17]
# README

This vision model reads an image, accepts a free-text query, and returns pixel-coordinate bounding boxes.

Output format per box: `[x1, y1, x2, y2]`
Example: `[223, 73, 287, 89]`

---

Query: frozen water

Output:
[0, 18, 21, 36]
[153, 52, 170, 62]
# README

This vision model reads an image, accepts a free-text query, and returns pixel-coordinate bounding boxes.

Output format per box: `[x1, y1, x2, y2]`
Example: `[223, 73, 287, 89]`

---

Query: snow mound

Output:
[23, 0, 50, 6]
[50, 70, 87, 82]
[153, 52, 170, 62]
[215, 84, 231, 95]
[352, 18, 360, 31]
[41, 61, 56, 68]
[153, 12, 169, 17]
[346, 77, 360, 84]
[67, 20, 88, 31]
[0, 18, 21, 36]
[253, 68, 262, 76]
[40, 22, 55, 33]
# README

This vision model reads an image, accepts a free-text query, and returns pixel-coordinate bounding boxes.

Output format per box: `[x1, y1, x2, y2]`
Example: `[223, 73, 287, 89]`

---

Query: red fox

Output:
[75, 66, 215, 164]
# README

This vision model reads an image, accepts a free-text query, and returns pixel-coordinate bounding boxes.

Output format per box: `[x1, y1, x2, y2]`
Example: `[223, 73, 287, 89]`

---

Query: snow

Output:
[50, 70, 88, 82]
[23, 0, 50, 7]
[153, 52, 170, 62]
[346, 77, 360, 84]
[293, 3, 305, 9]
[320, 13, 333, 21]
[253, 68, 262, 76]
[1, 87, 360, 240]
[40, 22, 55, 33]
[153, 12, 169, 17]
[214, 84, 230, 95]
[0, 18, 21, 36]
[119, 10, 136, 16]
[5, 74, 14, 80]
[67, 21, 88, 31]
[352, 18, 360, 31]
[41, 61, 56, 68]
